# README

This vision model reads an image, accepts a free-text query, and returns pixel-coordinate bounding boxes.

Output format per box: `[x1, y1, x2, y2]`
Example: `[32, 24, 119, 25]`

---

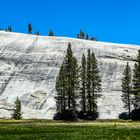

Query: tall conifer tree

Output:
[90, 52, 101, 115]
[55, 43, 79, 119]
[63, 43, 79, 113]
[121, 62, 132, 117]
[86, 49, 92, 113]
[55, 64, 66, 113]
[80, 54, 86, 113]
[85, 49, 101, 119]
[28, 23, 32, 34]
[132, 50, 140, 110]
[12, 97, 22, 120]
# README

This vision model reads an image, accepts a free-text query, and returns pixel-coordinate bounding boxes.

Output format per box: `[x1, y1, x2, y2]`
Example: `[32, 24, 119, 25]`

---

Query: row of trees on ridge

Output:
[1, 24, 98, 40]
[77, 30, 97, 41]
[0, 23, 55, 37]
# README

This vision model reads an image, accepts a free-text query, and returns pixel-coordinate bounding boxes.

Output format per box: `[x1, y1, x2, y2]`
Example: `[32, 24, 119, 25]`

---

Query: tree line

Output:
[0, 24, 98, 40]
[0, 23, 55, 36]
[54, 43, 140, 121]
[77, 30, 97, 41]
[54, 43, 101, 120]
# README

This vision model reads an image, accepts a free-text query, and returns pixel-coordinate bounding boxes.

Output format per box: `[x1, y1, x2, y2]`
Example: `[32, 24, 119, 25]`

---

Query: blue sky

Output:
[0, 0, 140, 45]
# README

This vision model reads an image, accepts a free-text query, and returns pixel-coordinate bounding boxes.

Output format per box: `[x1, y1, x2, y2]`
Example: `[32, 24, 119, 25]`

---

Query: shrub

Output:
[78, 111, 98, 120]
[78, 111, 87, 120]
[130, 109, 140, 121]
[53, 110, 77, 121]
[119, 112, 129, 120]
[86, 111, 98, 120]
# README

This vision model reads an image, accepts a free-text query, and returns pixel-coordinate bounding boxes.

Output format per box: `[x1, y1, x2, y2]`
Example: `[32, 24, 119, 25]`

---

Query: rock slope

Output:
[0, 31, 139, 119]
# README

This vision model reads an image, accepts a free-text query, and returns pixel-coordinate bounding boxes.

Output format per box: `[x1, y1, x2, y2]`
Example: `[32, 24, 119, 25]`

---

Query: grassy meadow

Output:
[0, 120, 139, 140]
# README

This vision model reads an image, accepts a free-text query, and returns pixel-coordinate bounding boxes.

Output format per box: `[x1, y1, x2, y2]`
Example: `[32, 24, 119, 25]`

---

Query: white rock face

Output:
[0, 31, 139, 119]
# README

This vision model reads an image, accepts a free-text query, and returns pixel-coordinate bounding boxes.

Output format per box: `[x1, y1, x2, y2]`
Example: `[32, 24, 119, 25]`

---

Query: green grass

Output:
[0, 120, 140, 140]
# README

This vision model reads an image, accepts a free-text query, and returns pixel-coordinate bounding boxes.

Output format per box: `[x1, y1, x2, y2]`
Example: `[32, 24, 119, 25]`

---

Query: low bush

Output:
[78, 111, 98, 120]
[130, 109, 140, 121]
[53, 110, 76, 121]
[119, 112, 129, 120]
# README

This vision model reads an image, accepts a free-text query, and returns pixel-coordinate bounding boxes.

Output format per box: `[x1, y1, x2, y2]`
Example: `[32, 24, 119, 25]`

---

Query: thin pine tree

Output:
[121, 62, 132, 118]
[79, 54, 86, 113]
[12, 97, 22, 120]
[55, 64, 66, 114]
[132, 50, 140, 110]
[90, 52, 101, 118]
[63, 43, 79, 113]
[28, 23, 32, 34]
[86, 49, 92, 114]
[55, 43, 79, 120]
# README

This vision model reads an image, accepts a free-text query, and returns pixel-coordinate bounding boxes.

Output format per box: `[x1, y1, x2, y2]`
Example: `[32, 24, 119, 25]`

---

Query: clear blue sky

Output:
[0, 0, 140, 45]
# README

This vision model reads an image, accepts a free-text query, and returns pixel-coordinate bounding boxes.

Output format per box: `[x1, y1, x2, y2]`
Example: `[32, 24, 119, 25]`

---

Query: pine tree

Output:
[85, 50, 101, 119]
[63, 43, 79, 112]
[35, 31, 40, 35]
[48, 30, 54, 36]
[80, 54, 86, 113]
[79, 30, 85, 39]
[70, 56, 79, 112]
[81, 31, 85, 39]
[28, 23, 32, 34]
[8, 26, 12, 32]
[9, 26, 12, 32]
[86, 49, 92, 113]
[132, 50, 140, 110]
[12, 97, 22, 120]
[55, 64, 66, 113]
[37, 31, 40, 35]
[55, 43, 79, 120]
[121, 62, 132, 118]
[90, 52, 101, 115]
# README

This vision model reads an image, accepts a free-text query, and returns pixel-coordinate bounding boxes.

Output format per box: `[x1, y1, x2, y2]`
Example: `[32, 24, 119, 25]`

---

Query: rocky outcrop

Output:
[0, 31, 139, 119]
